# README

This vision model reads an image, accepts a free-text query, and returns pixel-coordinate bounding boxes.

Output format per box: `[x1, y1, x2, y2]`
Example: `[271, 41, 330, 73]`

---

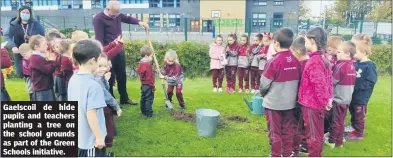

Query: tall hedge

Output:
[123, 41, 392, 78]
[371, 44, 392, 75]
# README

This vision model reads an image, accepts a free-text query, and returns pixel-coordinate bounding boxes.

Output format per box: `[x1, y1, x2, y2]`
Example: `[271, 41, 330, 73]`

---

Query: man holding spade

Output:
[93, 1, 149, 105]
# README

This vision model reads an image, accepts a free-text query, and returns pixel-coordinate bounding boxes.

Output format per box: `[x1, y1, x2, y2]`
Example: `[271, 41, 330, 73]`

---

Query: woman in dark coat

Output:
[5, 6, 45, 78]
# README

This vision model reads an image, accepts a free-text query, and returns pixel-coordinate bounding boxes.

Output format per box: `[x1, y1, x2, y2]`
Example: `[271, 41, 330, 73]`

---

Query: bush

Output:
[370, 44, 392, 75]
[341, 34, 353, 41]
[59, 28, 74, 38]
[123, 41, 210, 79]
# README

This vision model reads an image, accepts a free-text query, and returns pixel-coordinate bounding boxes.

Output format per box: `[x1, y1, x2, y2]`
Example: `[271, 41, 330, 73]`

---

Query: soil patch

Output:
[226, 115, 250, 123]
[172, 111, 195, 122]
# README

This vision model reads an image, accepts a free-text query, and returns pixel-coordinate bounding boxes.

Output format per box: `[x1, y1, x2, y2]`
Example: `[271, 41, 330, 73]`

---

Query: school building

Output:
[1, 0, 299, 33]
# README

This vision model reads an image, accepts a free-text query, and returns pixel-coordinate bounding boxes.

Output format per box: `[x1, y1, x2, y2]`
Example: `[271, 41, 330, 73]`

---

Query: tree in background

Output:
[367, 0, 392, 37]
[299, 0, 311, 20]
[329, 0, 372, 25]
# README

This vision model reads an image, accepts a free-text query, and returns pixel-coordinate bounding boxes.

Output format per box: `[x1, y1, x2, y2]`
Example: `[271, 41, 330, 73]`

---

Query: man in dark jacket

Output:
[93, 1, 149, 105]
[5, 6, 45, 78]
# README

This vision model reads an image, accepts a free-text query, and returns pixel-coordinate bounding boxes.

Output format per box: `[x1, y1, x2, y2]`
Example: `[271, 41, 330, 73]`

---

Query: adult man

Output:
[93, 1, 149, 105]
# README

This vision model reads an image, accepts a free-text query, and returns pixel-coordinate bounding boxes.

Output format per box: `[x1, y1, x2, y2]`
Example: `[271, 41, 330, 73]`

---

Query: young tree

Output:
[299, 0, 311, 19]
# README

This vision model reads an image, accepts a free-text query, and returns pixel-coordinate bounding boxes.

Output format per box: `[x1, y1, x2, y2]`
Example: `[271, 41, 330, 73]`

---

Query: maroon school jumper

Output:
[328, 60, 356, 146]
[1, 48, 12, 89]
[298, 51, 333, 157]
[60, 56, 74, 86]
[249, 44, 264, 90]
[225, 43, 239, 91]
[260, 50, 301, 157]
[30, 53, 56, 91]
[237, 45, 250, 90]
[162, 62, 185, 106]
[292, 59, 308, 156]
[259, 44, 269, 75]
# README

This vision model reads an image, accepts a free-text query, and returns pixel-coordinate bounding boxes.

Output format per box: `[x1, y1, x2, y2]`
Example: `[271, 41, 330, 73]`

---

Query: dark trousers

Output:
[13, 53, 24, 78]
[32, 89, 55, 101]
[140, 84, 154, 116]
[104, 107, 115, 148]
[237, 67, 249, 90]
[167, 84, 185, 106]
[78, 147, 106, 157]
[324, 109, 332, 134]
[1, 88, 11, 101]
[265, 108, 294, 157]
[250, 67, 260, 90]
[302, 106, 324, 157]
[328, 103, 348, 146]
[211, 69, 224, 88]
[225, 66, 237, 89]
[29, 93, 33, 101]
[349, 104, 367, 137]
[109, 50, 130, 104]
[293, 106, 306, 155]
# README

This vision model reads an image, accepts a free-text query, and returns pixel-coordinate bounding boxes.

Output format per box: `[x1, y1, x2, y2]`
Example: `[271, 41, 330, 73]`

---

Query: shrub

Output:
[371, 44, 392, 75]
[341, 34, 353, 41]
[372, 36, 382, 45]
[59, 28, 74, 38]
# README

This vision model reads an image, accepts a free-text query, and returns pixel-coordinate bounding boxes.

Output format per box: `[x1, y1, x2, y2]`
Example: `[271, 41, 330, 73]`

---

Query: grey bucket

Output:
[196, 109, 220, 137]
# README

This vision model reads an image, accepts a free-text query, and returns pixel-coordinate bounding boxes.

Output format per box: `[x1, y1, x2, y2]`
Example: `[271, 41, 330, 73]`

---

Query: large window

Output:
[149, 14, 161, 27]
[162, 0, 174, 7]
[168, 14, 180, 27]
[149, 0, 160, 7]
[252, 13, 266, 27]
[176, 0, 180, 7]
[253, 0, 267, 6]
[274, 0, 284, 6]
[91, 0, 101, 8]
[122, 0, 144, 4]
[61, 0, 82, 9]
[273, 12, 283, 27]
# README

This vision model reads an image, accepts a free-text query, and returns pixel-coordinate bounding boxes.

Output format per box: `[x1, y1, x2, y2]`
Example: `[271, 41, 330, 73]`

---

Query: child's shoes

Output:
[251, 89, 255, 94]
[245, 89, 250, 93]
[213, 88, 218, 92]
[238, 89, 243, 93]
[346, 131, 363, 140]
[218, 88, 223, 92]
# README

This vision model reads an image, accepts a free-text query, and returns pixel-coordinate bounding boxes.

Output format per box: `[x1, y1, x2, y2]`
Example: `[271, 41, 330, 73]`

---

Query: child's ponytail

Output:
[306, 27, 330, 68]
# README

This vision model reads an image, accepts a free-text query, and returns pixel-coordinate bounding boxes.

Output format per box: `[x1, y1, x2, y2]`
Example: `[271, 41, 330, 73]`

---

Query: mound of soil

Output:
[172, 111, 226, 128]
[227, 115, 250, 123]
[172, 111, 195, 122]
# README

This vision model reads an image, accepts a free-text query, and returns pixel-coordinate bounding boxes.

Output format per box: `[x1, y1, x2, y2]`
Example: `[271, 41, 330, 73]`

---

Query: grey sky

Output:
[305, 0, 334, 16]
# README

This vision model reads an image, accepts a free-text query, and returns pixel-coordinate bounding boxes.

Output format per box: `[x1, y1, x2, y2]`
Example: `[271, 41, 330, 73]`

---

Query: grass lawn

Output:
[5, 76, 392, 156]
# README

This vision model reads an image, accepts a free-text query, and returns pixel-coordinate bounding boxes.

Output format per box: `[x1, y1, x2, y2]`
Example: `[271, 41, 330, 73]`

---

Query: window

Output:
[274, 0, 284, 6]
[149, 0, 160, 7]
[149, 14, 161, 27]
[273, 12, 283, 27]
[253, 0, 267, 6]
[162, 0, 174, 7]
[122, 0, 143, 4]
[176, 0, 180, 7]
[252, 13, 266, 27]
[168, 14, 180, 27]
[72, 0, 82, 9]
[91, 0, 101, 8]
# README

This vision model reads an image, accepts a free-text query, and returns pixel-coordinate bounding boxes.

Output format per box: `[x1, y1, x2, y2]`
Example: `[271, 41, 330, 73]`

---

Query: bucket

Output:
[196, 109, 220, 137]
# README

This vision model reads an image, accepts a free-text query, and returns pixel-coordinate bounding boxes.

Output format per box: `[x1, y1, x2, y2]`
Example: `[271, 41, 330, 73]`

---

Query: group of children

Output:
[250, 27, 376, 156]
[209, 32, 273, 93]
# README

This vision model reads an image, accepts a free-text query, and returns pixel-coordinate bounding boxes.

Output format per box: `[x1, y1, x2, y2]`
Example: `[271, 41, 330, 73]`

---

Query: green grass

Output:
[5, 76, 392, 156]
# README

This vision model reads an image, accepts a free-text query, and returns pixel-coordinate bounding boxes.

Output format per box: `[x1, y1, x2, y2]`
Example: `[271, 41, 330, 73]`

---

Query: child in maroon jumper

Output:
[19, 43, 33, 100]
[260, 28, 301, 157]
[0, 48, 12, 101]
[29, 35, 57, 101]
[237, 34, 250, 93]
[209, 35, 226, 92]
[325, 41, 357, 148]
[290, 37, 309, 156]
[347, 34, 377, 141]
[249, 33, 264, 93]
[326, 36, 343, 67]
[225, 34, 239, 93]
[259, 33, 271, 75]
[298, 27, 333, 157]
[137, 45, 155, 118]
[103, 35, 123, 61]
[160, 49, 186, 109]
[53, 39, 73, 101]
